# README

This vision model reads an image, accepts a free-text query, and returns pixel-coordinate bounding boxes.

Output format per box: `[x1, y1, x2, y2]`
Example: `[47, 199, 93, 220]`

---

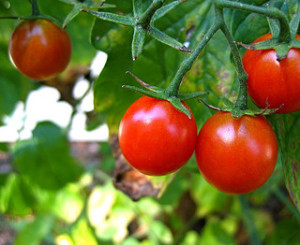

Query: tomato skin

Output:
[9, 18, 72, 81]
[195, 112, 278, 194]
[243, 33, 300, 113]
[118, 96, 198, 176]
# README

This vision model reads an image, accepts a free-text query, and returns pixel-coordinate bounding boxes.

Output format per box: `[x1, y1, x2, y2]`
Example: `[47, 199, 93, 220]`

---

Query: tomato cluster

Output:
[119, 96, 279, 194]
[9, 18, 72, 81]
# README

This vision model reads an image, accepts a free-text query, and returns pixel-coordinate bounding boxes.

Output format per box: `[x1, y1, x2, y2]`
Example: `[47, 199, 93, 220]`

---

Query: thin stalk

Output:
[0, 16, 21, 20]
[218, 9, 248, 111]
[31, 0, 40, 16]
[238, 195, 261, 245]
[137, 0, 165, 28]
[216, 0, 290, 43]
[165, 21, 221, 97]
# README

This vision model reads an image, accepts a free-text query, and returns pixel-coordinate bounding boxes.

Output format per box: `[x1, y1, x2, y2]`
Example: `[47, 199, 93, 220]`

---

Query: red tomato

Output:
[118, 96, 198, 176]
[195, 112, 278, 194]
[9, 18, 72, 81]
[242, 33, 300, 113]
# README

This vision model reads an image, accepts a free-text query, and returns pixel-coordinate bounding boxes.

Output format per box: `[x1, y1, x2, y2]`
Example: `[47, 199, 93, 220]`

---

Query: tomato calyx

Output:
[235, 37, 300, 61]
[122, 71, 207, 118]
[198, 98, 282, 119]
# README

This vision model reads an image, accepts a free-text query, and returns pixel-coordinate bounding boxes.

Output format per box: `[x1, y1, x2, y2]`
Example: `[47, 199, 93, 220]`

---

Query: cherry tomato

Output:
[242, 33, 300, 113]
[9, 18, 72, 81]
[118, 96, 198, 176]
[195, 112, 278, 194]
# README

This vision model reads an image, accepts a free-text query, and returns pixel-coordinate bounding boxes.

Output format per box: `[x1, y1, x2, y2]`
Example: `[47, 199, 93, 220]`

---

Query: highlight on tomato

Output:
[118, 96, 198, 176]
[242, 33, 300, 114]
[9, 18, 72, 81]
[195, 111, 278, 194]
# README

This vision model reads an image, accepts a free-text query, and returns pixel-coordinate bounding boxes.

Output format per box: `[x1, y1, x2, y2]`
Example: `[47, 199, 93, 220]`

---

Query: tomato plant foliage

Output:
[0, 0, 300, 244]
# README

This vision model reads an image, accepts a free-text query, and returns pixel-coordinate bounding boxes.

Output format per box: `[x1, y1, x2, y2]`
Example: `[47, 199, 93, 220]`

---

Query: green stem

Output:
[238, 195, 261, 245]
[0, 16, 21, 20]
[137, 0, 165, 28]
[165, 21, 221, 97]
[217, 8, 248, 111]
[31, 0, 40, 16]
[216, 0, 291, 43]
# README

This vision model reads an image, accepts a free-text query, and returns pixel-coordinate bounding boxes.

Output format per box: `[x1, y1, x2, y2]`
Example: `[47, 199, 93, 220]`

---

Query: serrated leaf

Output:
[13, 122, 83, 190]
[274, 112, 300, 212]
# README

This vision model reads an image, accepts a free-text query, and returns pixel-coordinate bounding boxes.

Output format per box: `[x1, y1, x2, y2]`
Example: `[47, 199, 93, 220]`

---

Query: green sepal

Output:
[63, 4, 81, 28]
[122, 85, 161, 98]
[125, 71, 163, 93]
[248, 39, 278, 50]
[133, 0, 143, 17]
[178, 91, 208, 101]
[81, 9, 135, 26]
[132, 25, 146, 60]
[267, 17, 280, 39]
[290, 39, 300, 48]
[63, 2, 115, 28]
[248, 38, 300, 60]
[274, 43, 290, 60]
[290, 4, 300, 38]
[152, 0, 183, 23]
[167, 97, 191, 119]
[148, 26, 192, 52]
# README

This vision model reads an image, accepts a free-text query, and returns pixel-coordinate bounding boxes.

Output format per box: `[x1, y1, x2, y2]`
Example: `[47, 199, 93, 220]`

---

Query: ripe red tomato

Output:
[195, 112, 278, 194]
[242, 33, 300, 113]
[9, 18, 72, 81]
[118, 96, 198, 176]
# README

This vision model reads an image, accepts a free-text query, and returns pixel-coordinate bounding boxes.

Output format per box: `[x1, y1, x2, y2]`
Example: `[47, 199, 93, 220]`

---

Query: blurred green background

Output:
[0, 0, 300, 244]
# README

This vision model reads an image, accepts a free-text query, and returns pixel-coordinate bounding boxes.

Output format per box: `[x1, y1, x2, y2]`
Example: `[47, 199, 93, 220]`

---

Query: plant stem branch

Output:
[217, 9, 248, 111]
[165, 21, 221, 97]
[137, 0, 165, 28]
[31, 0, 40, 16]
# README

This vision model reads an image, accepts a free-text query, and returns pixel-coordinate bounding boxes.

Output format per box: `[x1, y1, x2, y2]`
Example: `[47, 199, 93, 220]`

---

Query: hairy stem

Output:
[137, 0, 165, 28]
[217, 8, 248, 111]
[165, 21, 221, 97]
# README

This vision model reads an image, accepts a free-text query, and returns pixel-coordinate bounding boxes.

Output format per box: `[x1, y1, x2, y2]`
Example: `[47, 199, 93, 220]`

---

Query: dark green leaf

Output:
[273, 112, 300, 212]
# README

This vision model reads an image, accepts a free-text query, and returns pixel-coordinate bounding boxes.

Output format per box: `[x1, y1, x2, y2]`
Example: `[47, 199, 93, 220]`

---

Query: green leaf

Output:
[199, 218, 236, 245]
[230, 0, 271, 44]
[265, 218, 300, 245]
[274, 112, 300, 212]
[0, 174, 36, 216]
[14, 214, 55, 245]
[13, 122, 83, 190]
